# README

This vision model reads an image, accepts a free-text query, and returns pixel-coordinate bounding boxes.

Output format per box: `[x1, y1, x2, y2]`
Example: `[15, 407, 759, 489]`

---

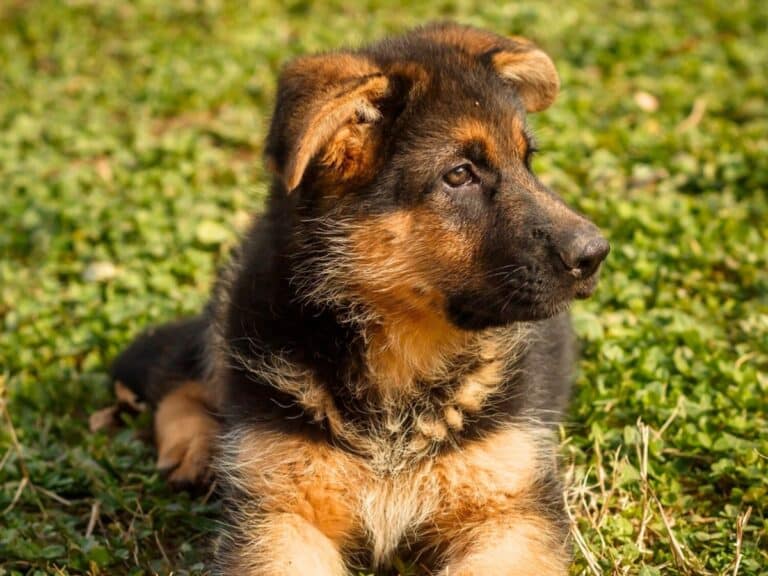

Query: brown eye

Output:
[443, 164, 476, 188]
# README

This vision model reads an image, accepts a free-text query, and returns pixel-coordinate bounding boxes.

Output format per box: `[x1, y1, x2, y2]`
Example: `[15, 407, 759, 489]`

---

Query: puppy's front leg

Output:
[438, 520, 569, 576]
[217, 511, 347, 575]
[215, 427, 359, 575]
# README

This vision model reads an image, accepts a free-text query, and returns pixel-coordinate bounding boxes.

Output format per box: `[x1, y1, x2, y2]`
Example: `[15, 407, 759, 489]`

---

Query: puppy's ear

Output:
[416, 23, 559, 113]
[265, 53, 392, 193]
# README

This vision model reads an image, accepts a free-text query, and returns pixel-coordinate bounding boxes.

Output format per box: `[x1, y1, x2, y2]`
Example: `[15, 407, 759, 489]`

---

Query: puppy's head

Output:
[268, 23, 609, 330]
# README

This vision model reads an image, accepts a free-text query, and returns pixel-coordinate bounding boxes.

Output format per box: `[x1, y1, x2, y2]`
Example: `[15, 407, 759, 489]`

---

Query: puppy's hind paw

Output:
[154, 381, 219, 490]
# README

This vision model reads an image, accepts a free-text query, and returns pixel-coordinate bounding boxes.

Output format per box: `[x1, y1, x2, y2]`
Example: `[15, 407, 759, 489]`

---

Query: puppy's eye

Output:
[443, 164, 476, 188]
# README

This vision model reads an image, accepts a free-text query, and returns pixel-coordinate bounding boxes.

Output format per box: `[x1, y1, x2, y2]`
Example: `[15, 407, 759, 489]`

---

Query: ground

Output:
[0, 1, 766, 574]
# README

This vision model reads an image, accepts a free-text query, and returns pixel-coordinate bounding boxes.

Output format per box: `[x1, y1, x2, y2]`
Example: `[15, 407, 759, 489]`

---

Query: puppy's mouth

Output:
[517, 258, 605, 308]
[572, 269, 602, 299]
[446, 265, 605, 329]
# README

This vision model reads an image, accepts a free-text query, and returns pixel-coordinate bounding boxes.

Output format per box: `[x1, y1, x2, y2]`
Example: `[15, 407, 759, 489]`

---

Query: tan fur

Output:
[269, 54, 390, 192]
[453, 116, 532, 168]
[217, 425, 567, 573]
[222, 428, 360, 542]
[114, 380, 146, 411]
[288, 207, 470, 395]
[293, 208, 474, 336]
[452, 118, 501, 165]
[319, 122, 382, 186]
[364, 315, 468, 398]
[285, 74, 387, 191]
[344, 210, 477, 396]
[443, 406, 464, 431]
[492, 50, 560, 113]
[221, 512, 347, 576]
[216, 427, 361, 573]
[453, 358, 505, 412]
[154, 380, 218, 485]
[285, 52, 380, 83]
[429, 428, 547, 533]
[438, 521, 569, 576]
[427, 428, 569, 574]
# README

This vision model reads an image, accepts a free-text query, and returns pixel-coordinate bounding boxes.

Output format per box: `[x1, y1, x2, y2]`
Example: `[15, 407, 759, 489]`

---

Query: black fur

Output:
[111, 315, 209, 407]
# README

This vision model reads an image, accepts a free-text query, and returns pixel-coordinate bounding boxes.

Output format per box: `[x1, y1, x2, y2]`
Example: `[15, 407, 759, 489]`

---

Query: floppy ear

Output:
[265, 53, 392, 193]
[415, 23, 559, 113]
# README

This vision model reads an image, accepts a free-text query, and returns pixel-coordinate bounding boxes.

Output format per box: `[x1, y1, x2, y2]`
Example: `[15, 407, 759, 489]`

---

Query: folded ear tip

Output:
[492, 48, 560, 112]
[506, 34, 536, 47]
[528, 52, 560, 111]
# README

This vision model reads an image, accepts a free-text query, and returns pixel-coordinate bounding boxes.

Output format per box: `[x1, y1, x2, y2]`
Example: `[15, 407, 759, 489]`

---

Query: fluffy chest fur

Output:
[225, 321, 533, 474]
[217, 421, 560, 570]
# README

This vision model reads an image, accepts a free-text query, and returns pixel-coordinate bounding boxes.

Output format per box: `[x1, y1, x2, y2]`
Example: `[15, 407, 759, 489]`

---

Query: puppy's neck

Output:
[360, 307, 471, 400]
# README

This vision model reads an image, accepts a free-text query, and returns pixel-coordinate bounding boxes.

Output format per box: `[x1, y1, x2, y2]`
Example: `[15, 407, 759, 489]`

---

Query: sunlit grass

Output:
[1, 1, 766, 574]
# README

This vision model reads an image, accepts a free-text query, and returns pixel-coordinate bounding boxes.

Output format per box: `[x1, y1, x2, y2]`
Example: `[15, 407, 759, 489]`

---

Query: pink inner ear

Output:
[492, 49, 560, 113]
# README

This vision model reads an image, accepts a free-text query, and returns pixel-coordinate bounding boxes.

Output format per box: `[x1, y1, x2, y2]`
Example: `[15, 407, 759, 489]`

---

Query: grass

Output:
[0, 0, 766, 574]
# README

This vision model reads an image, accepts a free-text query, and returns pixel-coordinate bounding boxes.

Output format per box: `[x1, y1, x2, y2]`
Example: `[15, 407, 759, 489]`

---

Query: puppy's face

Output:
[268, 24, 609, 330]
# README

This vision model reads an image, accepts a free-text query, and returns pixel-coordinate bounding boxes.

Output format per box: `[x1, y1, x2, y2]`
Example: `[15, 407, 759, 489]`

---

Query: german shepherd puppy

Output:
[111, 22, 609, 575]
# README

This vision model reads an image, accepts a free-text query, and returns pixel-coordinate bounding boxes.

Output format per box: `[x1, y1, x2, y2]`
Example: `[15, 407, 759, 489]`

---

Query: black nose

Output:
[558, 234, 610, 278]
